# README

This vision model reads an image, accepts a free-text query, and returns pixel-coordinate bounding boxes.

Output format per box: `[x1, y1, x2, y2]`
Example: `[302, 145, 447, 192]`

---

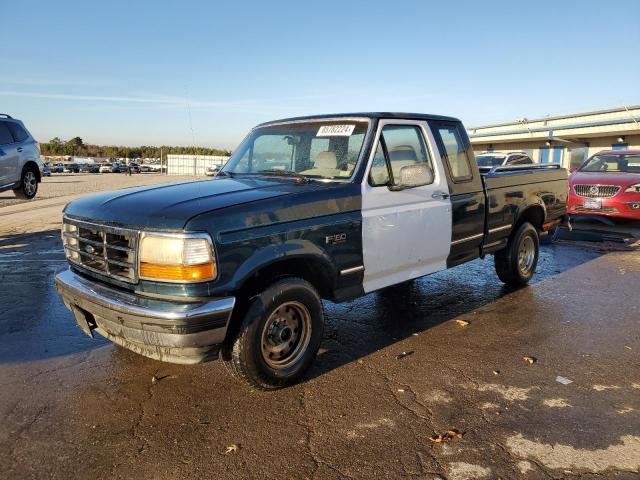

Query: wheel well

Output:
[236, 257, 335, 301]
[517, 205, 544, 231]
[23, 161, 41, 182]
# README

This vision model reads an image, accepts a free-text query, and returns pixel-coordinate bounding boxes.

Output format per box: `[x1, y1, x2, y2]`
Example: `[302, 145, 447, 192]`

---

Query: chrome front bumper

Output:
[54, 269, 235, 364]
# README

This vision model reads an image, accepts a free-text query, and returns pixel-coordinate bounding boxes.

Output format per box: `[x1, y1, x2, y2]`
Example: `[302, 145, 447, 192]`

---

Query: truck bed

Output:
[481, 163, 568, 252]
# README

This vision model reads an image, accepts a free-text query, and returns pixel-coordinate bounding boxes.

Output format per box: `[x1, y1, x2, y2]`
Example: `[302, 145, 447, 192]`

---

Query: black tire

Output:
[223, 278, 324, 390]
[494, 222, 539, 286]
[13, 166, 39, 199]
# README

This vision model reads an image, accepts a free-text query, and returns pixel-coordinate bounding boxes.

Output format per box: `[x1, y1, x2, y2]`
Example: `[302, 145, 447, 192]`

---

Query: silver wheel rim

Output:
[261, 301, 312, 370]
[23, 171, 37, 197]
[518, 235, 535, 275]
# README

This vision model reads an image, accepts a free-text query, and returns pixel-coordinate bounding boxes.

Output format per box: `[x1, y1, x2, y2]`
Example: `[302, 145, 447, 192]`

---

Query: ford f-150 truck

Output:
[55, 113, 568, 389]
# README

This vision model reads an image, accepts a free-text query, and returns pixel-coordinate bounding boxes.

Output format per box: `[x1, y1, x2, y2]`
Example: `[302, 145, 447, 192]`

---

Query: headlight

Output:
[61, 223, 80, 261]
[139, 233, 216, 282]
[624, 184, 640, 193]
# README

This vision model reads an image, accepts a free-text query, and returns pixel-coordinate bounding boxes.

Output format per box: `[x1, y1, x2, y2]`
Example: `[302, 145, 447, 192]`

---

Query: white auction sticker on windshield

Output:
[317, 124, 355, 136]
[628, 162, 640, 167]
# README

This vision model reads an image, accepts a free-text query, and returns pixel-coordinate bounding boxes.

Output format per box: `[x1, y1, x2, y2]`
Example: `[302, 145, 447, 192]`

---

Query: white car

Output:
[99, 164, 112, 173]
[205, 165, 221, 176]
[475, 151, 534, 168]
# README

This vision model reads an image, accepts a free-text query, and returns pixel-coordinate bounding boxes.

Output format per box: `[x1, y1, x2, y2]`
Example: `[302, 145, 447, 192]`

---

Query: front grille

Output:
[62, 218, 138, 283]
[573, 206, 618, 213]
[573, 184, 620, 198]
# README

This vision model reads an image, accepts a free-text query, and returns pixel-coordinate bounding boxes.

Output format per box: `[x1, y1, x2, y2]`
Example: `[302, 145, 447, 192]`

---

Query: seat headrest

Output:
[389, 145, 418, 162]
[315, 151, 337, 169]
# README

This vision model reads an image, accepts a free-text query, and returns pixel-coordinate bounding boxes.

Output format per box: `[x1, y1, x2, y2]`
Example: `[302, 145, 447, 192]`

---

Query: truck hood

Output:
[64, 177, 300, 230]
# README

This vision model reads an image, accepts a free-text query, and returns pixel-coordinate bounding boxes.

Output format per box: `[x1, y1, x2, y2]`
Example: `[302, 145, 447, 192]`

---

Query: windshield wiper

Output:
[216, 170, 234, 178]
[257, 169, 311, 183]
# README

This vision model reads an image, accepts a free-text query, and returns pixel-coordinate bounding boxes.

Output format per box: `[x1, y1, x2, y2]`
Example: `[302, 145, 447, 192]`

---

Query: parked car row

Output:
[45, 161, 151, 174]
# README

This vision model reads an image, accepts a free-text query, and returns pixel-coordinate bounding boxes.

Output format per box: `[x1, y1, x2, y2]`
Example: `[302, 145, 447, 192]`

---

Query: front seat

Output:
[300, 151, 340, 177]
[388, 145, 419, 179]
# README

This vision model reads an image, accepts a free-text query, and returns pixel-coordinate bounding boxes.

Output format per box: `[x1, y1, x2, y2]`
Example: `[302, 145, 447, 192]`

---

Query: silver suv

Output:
[0, 114, 43, 199]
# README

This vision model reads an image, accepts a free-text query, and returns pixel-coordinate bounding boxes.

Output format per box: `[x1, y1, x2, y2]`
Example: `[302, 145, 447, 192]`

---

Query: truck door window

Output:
[368, 125, 434, 187]
[435, 126, 472, 181]
[369, 142, 391, 186]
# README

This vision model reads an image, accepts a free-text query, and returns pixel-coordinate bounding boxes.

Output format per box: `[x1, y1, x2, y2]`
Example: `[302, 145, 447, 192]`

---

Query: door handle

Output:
[17, 147, 23, 152]
[432, 191, 450, 199]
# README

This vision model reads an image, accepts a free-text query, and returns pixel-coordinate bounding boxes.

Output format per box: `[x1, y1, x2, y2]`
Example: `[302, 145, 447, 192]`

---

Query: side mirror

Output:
[569, 167, 578, 174]
[389, 164, 434, 190]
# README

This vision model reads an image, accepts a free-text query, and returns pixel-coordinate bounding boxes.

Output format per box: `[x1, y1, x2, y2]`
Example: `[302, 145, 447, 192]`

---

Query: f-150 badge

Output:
[325, 233, 347, 245]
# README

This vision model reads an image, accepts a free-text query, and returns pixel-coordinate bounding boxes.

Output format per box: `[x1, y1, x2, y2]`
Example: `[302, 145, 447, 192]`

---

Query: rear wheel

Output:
[494, 222, 539, 286]
[13, 167, 38, 199]
[223, 278, 324, 390]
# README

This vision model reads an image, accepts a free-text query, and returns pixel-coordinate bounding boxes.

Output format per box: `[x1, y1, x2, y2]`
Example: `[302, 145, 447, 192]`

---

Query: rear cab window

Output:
[432, 124, 473, 182]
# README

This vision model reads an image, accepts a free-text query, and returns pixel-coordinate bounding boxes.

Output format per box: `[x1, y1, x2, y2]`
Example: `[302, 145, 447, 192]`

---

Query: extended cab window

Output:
[434, 125, 472, 181]
[369, 125, 433, 187]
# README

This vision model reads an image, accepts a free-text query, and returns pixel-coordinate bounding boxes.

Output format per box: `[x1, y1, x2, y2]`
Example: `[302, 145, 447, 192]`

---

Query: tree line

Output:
[40, 137, 231, 159]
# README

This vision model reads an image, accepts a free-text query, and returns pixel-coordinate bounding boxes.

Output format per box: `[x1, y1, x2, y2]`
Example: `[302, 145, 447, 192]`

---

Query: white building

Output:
[166, 154, 230, 176]
[468, 105, 640, 169]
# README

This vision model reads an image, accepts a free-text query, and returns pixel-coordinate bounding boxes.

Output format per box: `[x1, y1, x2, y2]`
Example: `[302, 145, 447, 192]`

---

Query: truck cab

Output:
[55, 113, 568, 389]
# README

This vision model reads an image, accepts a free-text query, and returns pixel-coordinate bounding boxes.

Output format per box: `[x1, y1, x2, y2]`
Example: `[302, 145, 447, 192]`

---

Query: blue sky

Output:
[1, 0, 638, 148]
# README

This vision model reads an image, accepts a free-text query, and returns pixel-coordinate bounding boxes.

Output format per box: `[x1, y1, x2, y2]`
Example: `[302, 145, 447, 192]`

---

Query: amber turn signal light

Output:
[139, 262, 215, 282]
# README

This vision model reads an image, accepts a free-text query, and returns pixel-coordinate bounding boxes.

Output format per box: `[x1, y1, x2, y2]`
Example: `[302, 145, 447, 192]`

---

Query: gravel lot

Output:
[0, 173, 200, 210]
[0, 173, 201, 236]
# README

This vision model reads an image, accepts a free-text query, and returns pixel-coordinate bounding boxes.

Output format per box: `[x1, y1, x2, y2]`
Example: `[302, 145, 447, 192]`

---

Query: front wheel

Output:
[223, 278, 324, 390]
[13, 167, 38, 199]
[494, 222, 539, 286]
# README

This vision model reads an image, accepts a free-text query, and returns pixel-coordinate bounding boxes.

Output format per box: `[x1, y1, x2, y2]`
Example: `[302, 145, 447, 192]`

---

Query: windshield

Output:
[476, 155, 506, 167]
[222, 120, 369, 180]
[580, 154, 640, 173]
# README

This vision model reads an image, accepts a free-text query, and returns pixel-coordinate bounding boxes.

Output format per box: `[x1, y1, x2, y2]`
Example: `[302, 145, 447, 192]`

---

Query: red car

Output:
[568, 150, 640, 221]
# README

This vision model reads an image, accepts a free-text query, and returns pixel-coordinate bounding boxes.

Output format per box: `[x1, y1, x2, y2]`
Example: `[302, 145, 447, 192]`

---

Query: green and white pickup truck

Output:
[55, 112, 568, 389]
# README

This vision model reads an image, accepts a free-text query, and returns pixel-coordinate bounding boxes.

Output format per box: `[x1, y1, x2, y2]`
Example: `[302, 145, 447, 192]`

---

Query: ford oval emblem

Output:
[85, 245, 95, 254]
[589, 186, 599, 196]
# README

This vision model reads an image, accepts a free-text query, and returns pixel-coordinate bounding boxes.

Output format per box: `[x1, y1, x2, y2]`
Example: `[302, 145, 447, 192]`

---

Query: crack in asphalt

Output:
[358, 360, 449, 477]
[8, 404, 49, 468]
[298, 389, 354, 480]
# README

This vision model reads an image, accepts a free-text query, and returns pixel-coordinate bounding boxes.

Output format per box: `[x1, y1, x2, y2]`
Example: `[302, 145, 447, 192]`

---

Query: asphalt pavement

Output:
[0, 179, 639, 479]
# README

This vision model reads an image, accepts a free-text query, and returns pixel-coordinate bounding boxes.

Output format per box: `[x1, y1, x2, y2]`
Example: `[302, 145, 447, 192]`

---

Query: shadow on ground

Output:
[0, 230, 109, 363]
[305, 242, 602, 382]
[0, 228, 603, 371]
